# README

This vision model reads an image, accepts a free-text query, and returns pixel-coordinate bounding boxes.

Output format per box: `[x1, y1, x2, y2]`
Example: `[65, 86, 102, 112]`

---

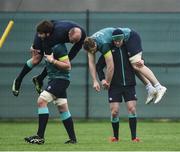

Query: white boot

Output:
[145, 88, 157, 104]
[154, 86, 167, 104]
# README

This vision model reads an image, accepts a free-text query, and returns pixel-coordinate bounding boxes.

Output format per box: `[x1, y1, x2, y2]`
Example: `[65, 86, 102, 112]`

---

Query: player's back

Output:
[91, 27, 115, 45]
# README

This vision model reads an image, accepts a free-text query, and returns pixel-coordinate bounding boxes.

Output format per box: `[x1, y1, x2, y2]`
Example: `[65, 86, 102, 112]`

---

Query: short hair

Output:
[36, 20, 54, 34]
[83, 37, 96, 51]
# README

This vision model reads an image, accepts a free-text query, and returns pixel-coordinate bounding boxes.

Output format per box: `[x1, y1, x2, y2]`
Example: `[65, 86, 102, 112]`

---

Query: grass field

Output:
[0, 120, 180, 151]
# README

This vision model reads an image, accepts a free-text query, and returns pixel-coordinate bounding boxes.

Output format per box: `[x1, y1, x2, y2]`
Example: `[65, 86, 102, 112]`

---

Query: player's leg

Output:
[12, 49, 42, 96]
[109, 102, 120, 142]
[130, 56, 167, 104]
[32, 67, 47, 94]
[108, 86, 121, 142]
[135, 71, 157, 104]
[127, 31, 166, 104]
[24, 90, 53, 144]
[57, 103, 77, 144]
[124, 85, 140, 142]
[51, 79, 77, 144]
[126, 100, 140, 142]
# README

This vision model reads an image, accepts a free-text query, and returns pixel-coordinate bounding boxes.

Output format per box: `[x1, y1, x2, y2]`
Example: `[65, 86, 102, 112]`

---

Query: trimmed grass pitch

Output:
[0, 120, 180, 151]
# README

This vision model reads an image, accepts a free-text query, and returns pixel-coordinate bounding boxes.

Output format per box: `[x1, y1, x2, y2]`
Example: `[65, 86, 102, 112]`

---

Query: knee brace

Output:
[60, 111, 71, 121]
[26, 59, 34, 68]
[53, 98, 67, 106]
[129, 52, 142, 64]
[39, 90, 54, 103]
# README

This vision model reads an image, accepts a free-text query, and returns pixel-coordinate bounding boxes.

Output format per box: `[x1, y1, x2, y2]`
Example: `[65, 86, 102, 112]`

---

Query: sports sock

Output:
[128, 114, 137, 140]
[60, 111, 76, 141]
[111, 116, 119, 139]
[37, 67, 47, 82]
[154, 83, 162, 90]
[37, 107, 49, 138]
[16, 60, 33, 82]
[145, 83, 154, 92]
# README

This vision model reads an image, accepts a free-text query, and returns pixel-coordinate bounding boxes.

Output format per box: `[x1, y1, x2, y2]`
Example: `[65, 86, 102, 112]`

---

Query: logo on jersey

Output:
[134, 94, 137, 98]
[47, 86, 51, 90]
[109, 97, 113, 101]
[111, 49, 115, 53]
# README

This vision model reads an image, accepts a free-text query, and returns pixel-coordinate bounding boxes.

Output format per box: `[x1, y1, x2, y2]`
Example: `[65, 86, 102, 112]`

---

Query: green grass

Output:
[0, 120, 180, 151]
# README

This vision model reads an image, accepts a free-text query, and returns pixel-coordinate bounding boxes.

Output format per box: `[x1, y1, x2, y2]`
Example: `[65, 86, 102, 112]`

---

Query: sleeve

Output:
[53, 44, 69, 61]
[68, 39, 83, 61]
[68, 28, 86, 61]
[32, 33, 42, 50]
[101, 43, 112, 57]
[96, 55, 106, 81]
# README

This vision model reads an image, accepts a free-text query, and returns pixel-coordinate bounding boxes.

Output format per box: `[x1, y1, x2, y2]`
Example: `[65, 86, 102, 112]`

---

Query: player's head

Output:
[112, 29, 124, 48]
[69, 27, 82, 43]
[83, 37, 97, 54]
[36, 20, 54, 40]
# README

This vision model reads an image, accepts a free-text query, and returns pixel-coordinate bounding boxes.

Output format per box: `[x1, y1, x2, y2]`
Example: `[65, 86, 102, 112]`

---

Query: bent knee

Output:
[128, 106, 136, 114]
[111, 109, 119, 117]
[38, 90, 54, 107]
[32, 55, 42, 65]
[37, 98, 48, 107]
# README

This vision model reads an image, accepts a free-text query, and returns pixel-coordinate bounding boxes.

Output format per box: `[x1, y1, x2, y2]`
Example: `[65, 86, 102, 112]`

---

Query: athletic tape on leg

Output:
[53, 98, 67, 106]
[111, 116, 119, 123]
[38, 107, 49, 114]
[60, 111, 71, 121]
[26, 59, 34, 68]
[39, 90, 54, 103]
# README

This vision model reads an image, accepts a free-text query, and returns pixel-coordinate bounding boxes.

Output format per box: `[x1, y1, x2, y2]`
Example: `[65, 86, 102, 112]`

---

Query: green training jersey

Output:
[45, 44, 70, 81]
[91, 27, 131, 55]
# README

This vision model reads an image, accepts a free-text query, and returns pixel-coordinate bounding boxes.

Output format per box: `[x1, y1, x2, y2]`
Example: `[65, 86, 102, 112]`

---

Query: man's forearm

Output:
[104, 53, 114, 84]
[105, 64, 114, 84]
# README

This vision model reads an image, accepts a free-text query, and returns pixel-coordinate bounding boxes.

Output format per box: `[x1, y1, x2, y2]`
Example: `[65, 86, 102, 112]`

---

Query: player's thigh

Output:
[126, 30, 143, 58]
[57, 102, 69, 112]
[110, 102, 120, 112]
[38, 90, 55, 106]
[129, 52, 143, 65]
[123, 85, 137, 103]
[45, 79, 70, 98]
[108, 85, 123, 103]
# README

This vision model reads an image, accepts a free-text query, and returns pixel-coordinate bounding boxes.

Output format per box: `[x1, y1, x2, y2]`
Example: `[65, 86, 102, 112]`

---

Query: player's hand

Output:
[101, 79, 110, 90]
[93, 80, 100, 92]
[44, 53, 55, 63]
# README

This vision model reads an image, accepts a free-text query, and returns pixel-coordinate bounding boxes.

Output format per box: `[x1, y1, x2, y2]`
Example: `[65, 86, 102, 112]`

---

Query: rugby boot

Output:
[145, 88, 157, 104]
[64, 139, 77, 144]
[154, 86, 167, 104]
[24, 135, 45, 144]
[32, 76, 43, 94]
[12, 78, 21, 96]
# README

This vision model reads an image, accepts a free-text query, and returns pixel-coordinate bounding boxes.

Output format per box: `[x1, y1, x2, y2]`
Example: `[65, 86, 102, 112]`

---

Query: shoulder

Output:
[53, 44, 67, 53]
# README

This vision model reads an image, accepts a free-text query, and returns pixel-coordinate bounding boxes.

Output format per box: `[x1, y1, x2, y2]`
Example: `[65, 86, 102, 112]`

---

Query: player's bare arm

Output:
[104, 51, 114, 86]
[44, 53, 71, 70]
[88, 52, 100, 91]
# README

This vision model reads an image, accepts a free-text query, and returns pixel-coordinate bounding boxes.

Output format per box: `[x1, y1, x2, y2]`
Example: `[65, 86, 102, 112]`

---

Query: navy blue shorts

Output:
[45, 79, 70, 98]
[108, 85, 137, 103]
[126, 31, 143, 57]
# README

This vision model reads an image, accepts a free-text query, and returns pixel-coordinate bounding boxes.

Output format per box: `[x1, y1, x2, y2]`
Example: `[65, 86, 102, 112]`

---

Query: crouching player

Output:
[24, 43, 77, 144]
[96, 29, 140, 142]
